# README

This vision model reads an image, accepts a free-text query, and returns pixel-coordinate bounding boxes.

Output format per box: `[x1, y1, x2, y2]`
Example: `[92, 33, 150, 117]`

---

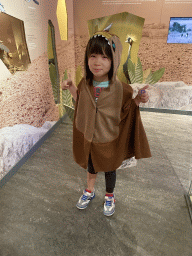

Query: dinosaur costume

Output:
[73, 31, 151, 173]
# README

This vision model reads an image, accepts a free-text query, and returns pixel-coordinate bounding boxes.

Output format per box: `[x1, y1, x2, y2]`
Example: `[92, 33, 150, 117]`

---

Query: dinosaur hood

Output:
[87, 31, 123, 83]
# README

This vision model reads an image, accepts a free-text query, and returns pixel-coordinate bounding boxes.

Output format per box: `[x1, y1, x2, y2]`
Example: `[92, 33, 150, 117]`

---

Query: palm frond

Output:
[135, 57, 143, 83]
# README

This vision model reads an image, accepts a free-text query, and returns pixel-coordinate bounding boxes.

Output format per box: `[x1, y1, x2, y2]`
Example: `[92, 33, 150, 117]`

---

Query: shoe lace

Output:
[82, 194, 88, 201]
[105, 199, 112, 206]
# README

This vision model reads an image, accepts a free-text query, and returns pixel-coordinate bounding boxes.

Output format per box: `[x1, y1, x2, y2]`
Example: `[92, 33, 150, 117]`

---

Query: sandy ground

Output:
[138, 25, 192, 84]
[56, 35, 76, 81]
[74, 25, 192, 85]
[0, 35, 76, 129]
[0, 53, 59, 129]
[0, 26, 191, 129]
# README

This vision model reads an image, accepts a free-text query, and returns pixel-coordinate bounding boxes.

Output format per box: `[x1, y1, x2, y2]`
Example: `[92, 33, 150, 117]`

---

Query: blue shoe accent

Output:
[76, 190, 95, 209]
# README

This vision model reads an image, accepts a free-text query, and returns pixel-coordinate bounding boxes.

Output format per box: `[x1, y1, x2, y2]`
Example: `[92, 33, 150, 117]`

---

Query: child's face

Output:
[88, 53, 112, 82]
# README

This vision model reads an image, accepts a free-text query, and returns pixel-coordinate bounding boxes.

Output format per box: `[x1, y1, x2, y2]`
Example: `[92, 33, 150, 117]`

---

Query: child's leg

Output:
[76, 155, 96, 209]
[104, 170, 116, 216]
[87, 172, 97, 192]
[105, 170, 116, 194]
[87, 154, 98, 192]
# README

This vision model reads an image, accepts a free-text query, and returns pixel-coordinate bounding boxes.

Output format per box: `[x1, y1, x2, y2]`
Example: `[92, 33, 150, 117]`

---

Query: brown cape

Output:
[73, 32, 151, 173]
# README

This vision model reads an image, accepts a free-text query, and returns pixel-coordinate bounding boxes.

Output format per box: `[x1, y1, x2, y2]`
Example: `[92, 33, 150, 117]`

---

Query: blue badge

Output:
[112, 41, 115, 52]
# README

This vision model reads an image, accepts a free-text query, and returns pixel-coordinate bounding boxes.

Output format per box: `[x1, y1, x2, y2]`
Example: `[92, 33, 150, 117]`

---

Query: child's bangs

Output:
[88, 37, 112, 59]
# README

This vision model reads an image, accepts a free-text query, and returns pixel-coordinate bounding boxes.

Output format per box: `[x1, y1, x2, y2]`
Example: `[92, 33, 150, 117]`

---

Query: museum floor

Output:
[0, 111, 192, 256]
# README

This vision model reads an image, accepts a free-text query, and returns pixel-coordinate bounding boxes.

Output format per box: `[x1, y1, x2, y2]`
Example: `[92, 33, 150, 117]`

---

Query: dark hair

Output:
[84, 35, 113, 85]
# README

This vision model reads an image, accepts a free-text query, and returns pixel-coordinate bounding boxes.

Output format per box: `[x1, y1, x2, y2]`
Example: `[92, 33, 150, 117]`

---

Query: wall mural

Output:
[48, 19, 60, 105]
[0, 0, 67, 180]
[56, 0, 68, 40]
[0, 12, 31, 74]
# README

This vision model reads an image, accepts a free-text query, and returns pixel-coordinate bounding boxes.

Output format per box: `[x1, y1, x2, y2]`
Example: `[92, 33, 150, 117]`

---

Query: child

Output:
[61, 31, 151, 216]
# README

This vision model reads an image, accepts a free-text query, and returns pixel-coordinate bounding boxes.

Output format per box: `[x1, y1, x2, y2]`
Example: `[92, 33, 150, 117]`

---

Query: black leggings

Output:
[88, 155, 116, 193]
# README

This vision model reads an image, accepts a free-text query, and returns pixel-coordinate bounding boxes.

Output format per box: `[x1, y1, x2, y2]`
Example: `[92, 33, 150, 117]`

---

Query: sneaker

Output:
[76, 189, 95, 209]
[103, 194, 115, 216]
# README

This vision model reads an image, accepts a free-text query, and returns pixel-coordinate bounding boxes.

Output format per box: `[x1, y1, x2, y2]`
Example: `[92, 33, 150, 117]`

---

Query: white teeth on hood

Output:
[92, 34, 110, 45]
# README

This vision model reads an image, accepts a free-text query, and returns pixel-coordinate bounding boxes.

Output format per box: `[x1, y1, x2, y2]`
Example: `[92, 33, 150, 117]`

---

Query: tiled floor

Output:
[0, 112, 191, 256]
[140, 111, 192, 192]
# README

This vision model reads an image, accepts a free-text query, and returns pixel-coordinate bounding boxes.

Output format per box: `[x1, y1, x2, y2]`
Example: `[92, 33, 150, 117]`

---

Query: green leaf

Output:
[143, 68, 151, 83]
[49, 63, 58, 103]
[63, 69, 68, 81]
[76, 65, 83, 87]
[62, 90, 71, 106]
[145, 72, 153, 84]
[135, 57, 143, 83]
[127, 58, 136, 84]
[63, 104, 74, 122]
[145, 67, 165, 84]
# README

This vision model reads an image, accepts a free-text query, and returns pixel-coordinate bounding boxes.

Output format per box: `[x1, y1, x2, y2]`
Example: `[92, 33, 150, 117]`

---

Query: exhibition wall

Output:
[0, 0, 191, 190]
[1, 0, 192, 129]
[73, 0, 192, 84]
[72, 0, 192, 111]
[0, 0, 75, 129]
[0, 0, 75, 178]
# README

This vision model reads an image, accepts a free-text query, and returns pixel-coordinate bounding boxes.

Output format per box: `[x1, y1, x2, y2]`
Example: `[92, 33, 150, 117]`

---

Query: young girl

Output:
[61, 31, 151, 216]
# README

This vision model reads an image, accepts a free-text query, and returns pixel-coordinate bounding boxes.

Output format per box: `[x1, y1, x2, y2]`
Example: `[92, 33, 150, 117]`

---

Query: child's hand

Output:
[138, 85, 149, 103]
[61, 73, 73, 90]
[134, 85, 149, 106]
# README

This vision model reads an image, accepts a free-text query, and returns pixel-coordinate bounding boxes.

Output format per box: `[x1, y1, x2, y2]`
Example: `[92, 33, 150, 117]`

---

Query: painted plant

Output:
[127, 57, 165, 84]
[123, 35, 165, 84]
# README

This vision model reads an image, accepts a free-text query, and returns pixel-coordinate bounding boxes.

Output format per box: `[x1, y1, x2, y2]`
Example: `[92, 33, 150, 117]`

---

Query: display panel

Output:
[167, 17, 192, 44]
[0, 12, 31, 74]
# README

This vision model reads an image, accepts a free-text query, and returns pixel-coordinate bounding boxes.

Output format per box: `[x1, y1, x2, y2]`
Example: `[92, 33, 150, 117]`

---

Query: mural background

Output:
[1, 0, 192, 130]
[0, 0, 75, 129]
[73, 0, 192, 84]
[0, 0, 191, 179]
[0, 0, 75, 178]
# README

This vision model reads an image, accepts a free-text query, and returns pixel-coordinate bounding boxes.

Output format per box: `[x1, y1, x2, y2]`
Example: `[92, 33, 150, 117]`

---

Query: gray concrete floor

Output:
[0, 112, 192, 256]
